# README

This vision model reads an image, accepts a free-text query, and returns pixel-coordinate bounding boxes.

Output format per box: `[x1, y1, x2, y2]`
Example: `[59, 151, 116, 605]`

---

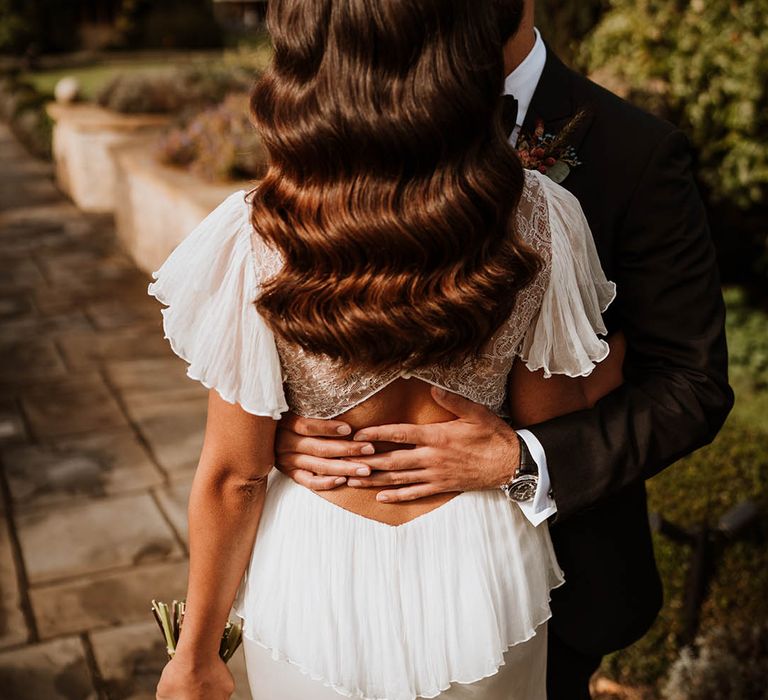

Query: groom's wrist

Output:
[498, 424, 541, 502]
[494, 421, 521, 487]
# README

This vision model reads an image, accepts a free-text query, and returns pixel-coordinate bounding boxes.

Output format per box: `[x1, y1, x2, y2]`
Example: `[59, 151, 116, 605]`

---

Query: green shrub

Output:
[536, 0, 607, 63]
[155, 92, 266, 183]
[0, 74, 51, 158]
[96, 73, 181, 115]
[114, 0, 222, 50]
[0, 0, 31, 54]
[724, 287, 768, 391]
[96, 62, 256, 115]
[581, 0, 768, 211]
[599, 290, 768, 692]
[661, 622, 768, 700]
[0, 0, 79, 54]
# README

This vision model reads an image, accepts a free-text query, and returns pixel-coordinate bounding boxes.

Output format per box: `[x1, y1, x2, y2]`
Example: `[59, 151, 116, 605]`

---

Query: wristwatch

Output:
[500, 433, 539, 502]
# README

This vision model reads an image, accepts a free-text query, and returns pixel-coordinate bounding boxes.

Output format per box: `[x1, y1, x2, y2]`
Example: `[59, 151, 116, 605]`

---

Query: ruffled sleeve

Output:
[146, 190, 289, 419]
[517, 170, 617, 378]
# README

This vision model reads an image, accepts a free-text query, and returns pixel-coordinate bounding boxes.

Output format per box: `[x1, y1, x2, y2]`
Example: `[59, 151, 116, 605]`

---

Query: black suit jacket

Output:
[522, 49, 735, 656]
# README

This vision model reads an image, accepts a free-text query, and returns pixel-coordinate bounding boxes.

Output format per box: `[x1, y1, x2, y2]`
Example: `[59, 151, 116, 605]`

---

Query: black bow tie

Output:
[501, 94, 519, 140]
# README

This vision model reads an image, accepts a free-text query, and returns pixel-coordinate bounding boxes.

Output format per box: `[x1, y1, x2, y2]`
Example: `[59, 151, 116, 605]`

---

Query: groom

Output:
[272, 2, 734, 697]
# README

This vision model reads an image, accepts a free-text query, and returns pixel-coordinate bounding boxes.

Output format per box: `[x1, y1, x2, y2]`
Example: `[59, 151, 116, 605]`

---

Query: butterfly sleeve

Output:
[517, 170, 617, 378]
[146, 190, 289, 418]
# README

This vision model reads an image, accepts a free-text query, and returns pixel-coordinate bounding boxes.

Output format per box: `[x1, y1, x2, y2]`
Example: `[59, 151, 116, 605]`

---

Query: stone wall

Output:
[112, 143, 253, 275]
[46, 102, 170, 213]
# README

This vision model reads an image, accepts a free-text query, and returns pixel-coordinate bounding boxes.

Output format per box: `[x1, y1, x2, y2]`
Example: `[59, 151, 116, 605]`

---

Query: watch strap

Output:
[516, 436, 539, 479]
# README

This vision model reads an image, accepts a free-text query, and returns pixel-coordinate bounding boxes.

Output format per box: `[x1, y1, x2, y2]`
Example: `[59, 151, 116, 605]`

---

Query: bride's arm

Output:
[507, 331, 626, 427]
[156, 389, 276, 699]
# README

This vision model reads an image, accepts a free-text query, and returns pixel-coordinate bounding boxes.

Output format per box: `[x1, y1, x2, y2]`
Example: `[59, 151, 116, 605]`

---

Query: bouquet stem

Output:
[151, 599, 243, 662]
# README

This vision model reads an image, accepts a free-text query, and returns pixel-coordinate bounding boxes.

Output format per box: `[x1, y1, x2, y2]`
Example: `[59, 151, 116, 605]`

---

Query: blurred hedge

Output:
[581, 0, 768, 210]
[579, 0, 768, 286]
[0, 0, 224, 54]
[536, 0, 607, 63]
[155, 92, 266, 183]
[0, 72, 51, 158]
[0, 0, 79, 54]
[599, 287, 768, 695]
[97, 63, 256, 115]
[113, 0, 223, 50]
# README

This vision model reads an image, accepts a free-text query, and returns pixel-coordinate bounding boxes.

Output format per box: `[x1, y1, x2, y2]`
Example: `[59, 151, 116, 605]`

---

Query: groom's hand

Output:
[348, 387, 520, 502]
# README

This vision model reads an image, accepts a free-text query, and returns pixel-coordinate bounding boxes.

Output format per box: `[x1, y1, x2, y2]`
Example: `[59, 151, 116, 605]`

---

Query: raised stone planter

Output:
[112, 142, 253, 275]
[46, 102, 171, 213]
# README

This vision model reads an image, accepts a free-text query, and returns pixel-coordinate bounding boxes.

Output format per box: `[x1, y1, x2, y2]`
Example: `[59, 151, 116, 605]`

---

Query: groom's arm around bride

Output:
[272, 4, 735, 696]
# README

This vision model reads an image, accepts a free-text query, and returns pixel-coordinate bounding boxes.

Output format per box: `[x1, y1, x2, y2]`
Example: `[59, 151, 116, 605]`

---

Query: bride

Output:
[151, 1, 619, 698]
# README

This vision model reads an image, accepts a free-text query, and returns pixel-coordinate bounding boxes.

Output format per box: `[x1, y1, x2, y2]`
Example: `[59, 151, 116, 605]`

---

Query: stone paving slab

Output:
[16, 492, 182, 585]
[105, 358, 205, 401]
[32, 278, 146, 317]
[0, 293, 34, 319]
[36, 248, 135, 282]
[89, 620, 169, 700]
[0, 202, 85, 231]
[0, 257, 45, 292]
[19, 373, 130, 439]
[85, 297, 163, 331]
[30, 560, 189, 640]
[0, 220, 77, 258]
[0, 516, 27, 649]
[0, 636, 97, 700]
[0, 310, 92, 344]
[56, 325, 170, 372]
[0, 338, 68, 383]
[88, 619, 252, 700]
[3, 429, 163, 509]
[124, 394, 208, 476]
[154, 478, 193, 545]
[0, 400, 27, 446]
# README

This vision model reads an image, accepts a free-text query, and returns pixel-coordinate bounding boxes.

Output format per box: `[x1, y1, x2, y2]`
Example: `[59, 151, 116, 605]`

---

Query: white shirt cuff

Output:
[513, 428, 558, 527]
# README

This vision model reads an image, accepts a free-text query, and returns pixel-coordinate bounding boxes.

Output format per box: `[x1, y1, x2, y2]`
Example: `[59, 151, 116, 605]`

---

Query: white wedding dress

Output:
[147, 169, 616, 700]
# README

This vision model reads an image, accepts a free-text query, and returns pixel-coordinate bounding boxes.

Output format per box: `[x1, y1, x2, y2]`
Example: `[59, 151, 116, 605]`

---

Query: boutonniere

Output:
[516, 111, 586, 184]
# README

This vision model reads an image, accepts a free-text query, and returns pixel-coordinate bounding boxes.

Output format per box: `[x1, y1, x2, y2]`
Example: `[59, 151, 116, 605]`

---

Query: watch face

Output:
[507, 475, 538, 502]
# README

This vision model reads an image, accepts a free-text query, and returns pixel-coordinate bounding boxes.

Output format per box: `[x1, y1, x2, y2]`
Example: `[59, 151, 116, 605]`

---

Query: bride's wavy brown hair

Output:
[247, 0, 543, 372]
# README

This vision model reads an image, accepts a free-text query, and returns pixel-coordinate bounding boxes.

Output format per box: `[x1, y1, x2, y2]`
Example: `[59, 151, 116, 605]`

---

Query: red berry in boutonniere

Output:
[515, 112, 586, 184]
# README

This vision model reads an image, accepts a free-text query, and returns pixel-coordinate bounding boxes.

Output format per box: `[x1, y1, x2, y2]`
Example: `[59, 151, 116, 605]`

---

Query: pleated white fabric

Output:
[517, 170, 617, 378]
[242, 621, 549, 700]
[232, 469, 565, 700]
[145, 179, 617, 699]
[146, 190, 289, 420]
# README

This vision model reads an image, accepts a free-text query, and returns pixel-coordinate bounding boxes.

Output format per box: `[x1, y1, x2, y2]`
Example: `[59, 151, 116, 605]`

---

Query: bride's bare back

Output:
[314, 332, 626, 526]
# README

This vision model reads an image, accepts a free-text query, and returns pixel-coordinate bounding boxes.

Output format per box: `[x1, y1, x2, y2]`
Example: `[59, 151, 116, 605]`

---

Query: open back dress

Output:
[147, 168, 616, 700]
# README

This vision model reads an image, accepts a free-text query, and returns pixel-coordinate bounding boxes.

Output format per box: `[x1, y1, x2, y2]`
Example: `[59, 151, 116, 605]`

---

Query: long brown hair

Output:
[247, 0, 542, 373]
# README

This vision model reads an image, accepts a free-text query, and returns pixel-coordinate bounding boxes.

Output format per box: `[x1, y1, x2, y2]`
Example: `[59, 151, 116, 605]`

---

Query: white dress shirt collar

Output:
[502, 27, 547, 132]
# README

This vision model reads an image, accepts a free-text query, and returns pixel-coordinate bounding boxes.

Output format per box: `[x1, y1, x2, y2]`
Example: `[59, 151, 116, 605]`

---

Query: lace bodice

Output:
[147, 169, 616, 422]
[252, 171, 553, 419]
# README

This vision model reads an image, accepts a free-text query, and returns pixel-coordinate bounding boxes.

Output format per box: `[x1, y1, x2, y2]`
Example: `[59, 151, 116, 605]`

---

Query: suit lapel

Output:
[522, 46, 595, 169]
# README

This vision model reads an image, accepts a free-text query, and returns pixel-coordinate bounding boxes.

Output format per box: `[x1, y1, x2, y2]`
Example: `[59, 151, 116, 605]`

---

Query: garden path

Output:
[0, 122, 252, 700]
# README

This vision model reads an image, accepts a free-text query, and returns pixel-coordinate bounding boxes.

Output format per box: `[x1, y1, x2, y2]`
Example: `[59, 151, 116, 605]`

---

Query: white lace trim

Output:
[147, 172, 616, 420]
[252, 170, 554, 419]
